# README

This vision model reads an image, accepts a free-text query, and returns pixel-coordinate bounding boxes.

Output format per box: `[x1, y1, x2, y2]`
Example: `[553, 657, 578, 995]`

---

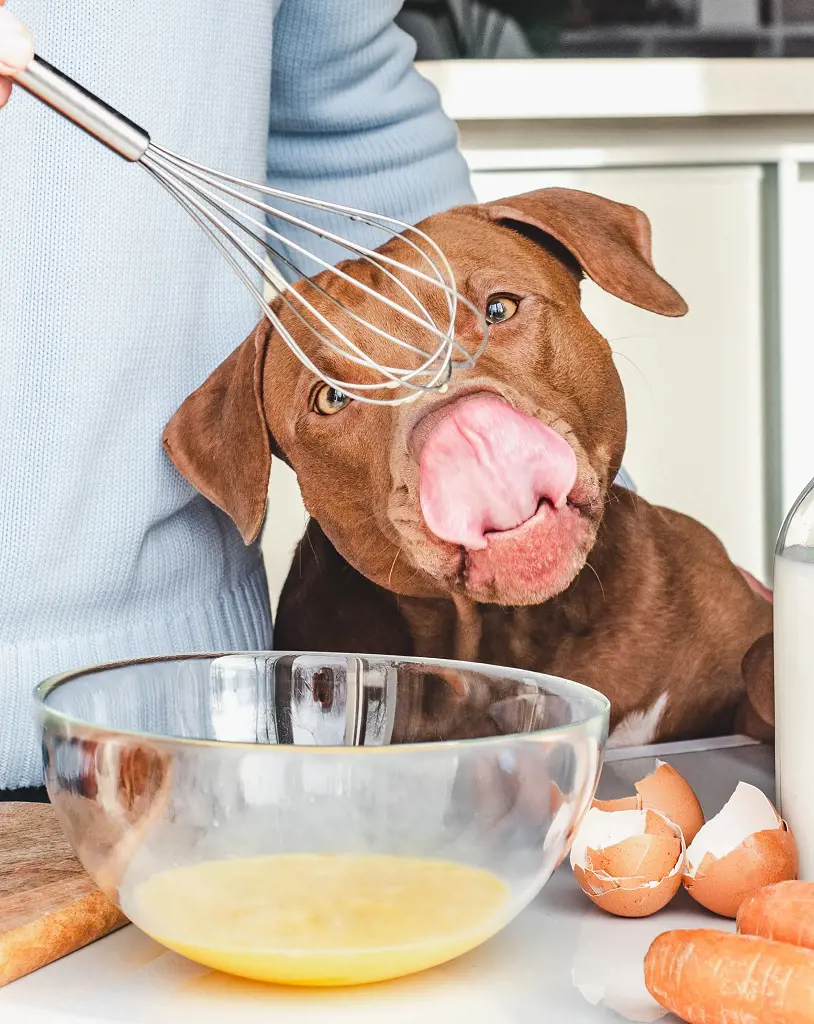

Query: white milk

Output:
[774, 548, 814, 879]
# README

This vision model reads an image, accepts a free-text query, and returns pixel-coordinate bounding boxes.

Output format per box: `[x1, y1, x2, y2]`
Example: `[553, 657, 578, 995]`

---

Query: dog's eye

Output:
[485, 295, 518, 324]
[313, 385, 351, 416]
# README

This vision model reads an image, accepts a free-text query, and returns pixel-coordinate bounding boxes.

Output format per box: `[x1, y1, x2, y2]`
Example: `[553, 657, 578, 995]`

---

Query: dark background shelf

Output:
[397, 0, 814, 59]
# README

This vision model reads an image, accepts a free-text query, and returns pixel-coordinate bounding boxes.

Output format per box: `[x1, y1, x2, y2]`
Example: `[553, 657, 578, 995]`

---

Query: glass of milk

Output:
[775, 477, 814, 879]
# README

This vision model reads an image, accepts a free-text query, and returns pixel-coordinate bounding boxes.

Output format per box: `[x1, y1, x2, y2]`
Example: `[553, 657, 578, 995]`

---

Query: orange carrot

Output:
[737, 880, 814, 950]
[644, 928, 814, 1023]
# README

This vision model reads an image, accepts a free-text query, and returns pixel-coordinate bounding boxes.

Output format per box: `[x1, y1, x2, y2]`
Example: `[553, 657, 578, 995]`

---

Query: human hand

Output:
[0, 2, 34, 110]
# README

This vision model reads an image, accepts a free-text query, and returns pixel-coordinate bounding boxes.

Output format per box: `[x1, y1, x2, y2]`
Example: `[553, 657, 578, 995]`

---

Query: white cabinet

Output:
[776, 163, 814, 518]
[470, 166, 767, 581]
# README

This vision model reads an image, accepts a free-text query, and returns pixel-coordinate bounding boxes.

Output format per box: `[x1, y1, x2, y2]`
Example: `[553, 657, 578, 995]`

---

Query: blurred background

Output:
[396, 0, 814, 59]
[263, 1, 814, 607]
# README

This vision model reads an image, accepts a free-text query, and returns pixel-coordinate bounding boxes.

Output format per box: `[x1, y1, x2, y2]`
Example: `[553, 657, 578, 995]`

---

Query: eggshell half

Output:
[571, 808, 686, 918]
[592, 761, 704, 844]
[575, 864, 684, 918]
[683, 782, 798, 918]
[589, 834, 682, 881]
[635, 762, 705, 845]
[640, 809, 680, 840]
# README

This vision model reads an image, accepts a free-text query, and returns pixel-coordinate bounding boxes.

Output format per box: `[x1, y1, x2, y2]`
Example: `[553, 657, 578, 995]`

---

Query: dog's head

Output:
[164, 188, 686, 606]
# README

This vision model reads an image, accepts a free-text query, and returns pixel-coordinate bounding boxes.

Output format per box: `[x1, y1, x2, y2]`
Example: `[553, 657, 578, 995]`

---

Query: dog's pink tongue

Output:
[419, 396, 578, 550]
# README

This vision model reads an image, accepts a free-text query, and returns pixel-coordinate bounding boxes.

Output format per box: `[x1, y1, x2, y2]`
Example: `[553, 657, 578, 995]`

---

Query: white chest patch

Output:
[607, 692, 669, 749]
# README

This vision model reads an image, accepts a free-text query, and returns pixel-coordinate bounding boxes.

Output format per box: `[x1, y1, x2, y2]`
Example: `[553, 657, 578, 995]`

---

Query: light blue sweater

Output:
[0, 0, 475, 788]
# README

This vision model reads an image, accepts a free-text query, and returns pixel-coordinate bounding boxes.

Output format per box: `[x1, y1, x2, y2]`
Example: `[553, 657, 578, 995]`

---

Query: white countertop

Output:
[0, 738, 773, 1024]
[417, 59, 814, 121]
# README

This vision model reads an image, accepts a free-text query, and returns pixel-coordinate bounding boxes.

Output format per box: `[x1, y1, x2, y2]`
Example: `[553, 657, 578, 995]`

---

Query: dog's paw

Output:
[735, 632, 774, 742]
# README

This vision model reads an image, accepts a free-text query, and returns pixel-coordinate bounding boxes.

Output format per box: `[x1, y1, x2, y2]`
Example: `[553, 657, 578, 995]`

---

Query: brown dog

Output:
[164, 188, 773, 746]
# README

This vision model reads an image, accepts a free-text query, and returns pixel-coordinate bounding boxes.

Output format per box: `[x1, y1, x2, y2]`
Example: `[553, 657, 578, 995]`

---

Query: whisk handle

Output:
[15, 55, 150, 162]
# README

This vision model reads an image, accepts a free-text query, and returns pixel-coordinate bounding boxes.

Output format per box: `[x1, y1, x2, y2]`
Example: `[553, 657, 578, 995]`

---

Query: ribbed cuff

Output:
[0, 563, 273, 790]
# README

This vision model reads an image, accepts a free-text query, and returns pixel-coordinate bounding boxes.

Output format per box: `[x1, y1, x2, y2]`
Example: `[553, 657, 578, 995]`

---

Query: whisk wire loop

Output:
[17, 56, 488, 405]
[142, 148, 460, 368]
[142, 153, 461, 399]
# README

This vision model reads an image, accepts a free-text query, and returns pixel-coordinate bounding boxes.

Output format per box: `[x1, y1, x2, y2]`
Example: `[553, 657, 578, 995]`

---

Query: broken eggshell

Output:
[683, 781, 798, 918]
[571, 807, 686, 918]
[594, 760, 705, 844]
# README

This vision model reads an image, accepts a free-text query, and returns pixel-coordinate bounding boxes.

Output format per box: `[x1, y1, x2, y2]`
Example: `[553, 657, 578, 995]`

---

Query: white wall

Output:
[262, 457, 308, 617]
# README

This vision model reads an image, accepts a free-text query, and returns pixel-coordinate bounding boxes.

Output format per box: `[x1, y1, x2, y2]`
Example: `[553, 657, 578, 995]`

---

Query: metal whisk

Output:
[16, 56, 487, 405]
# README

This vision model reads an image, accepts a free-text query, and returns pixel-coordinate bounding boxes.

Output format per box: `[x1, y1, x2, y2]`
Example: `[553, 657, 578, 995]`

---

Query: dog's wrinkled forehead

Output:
[268, 189, 687, 377]
[266, 211, 501, 383]
[263, 208, 585, 396]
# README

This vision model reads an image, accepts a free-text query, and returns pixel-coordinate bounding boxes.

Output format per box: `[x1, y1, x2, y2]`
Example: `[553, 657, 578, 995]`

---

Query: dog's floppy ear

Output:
[163, 321, 270, 545]
[483, 187, 687, 317]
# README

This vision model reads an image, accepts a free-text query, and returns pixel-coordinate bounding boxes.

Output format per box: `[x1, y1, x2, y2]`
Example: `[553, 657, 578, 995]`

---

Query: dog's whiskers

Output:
[609, 342, 652, 394]
[387, 546, 404, 590]
[354, 534, 403, 571]
[352, 510, 385, 531]
[305, 518, 321, 571]
[585, 559, 606, 601]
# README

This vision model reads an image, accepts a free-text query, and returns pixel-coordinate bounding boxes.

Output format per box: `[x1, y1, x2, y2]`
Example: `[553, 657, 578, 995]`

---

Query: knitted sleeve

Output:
[267, 0, 475, 277]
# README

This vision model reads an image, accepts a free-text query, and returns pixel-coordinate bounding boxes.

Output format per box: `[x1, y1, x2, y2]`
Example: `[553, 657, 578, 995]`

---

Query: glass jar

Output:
[774, 476, 814, 879]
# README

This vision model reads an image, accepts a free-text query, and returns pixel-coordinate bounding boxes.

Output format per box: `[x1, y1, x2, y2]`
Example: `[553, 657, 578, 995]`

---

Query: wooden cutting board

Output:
[0, 802, 127, 987]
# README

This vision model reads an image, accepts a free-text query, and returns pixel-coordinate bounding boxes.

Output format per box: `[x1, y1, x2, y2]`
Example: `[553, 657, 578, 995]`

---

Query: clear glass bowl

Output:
[35, 652, 609, 987]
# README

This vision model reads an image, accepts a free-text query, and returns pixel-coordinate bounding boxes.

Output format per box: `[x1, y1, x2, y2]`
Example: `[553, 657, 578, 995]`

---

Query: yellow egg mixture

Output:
[132, 853, 509, 986]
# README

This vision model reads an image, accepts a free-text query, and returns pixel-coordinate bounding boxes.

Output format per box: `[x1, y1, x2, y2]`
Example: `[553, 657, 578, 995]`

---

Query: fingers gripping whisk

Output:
[17, 56, 488, 406]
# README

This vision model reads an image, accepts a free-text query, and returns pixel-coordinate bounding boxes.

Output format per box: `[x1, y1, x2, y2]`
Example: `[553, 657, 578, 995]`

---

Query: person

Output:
[0, 0, 476, 795]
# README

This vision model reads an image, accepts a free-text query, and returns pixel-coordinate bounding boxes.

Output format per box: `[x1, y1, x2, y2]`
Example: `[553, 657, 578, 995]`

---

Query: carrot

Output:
[644, 928, 814, 1023]
[737, 881, 814, 950]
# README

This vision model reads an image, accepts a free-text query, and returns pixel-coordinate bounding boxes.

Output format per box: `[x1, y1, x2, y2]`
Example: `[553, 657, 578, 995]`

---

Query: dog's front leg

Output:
[274, 520, 414, 657]
[735, 632, 774, 743]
